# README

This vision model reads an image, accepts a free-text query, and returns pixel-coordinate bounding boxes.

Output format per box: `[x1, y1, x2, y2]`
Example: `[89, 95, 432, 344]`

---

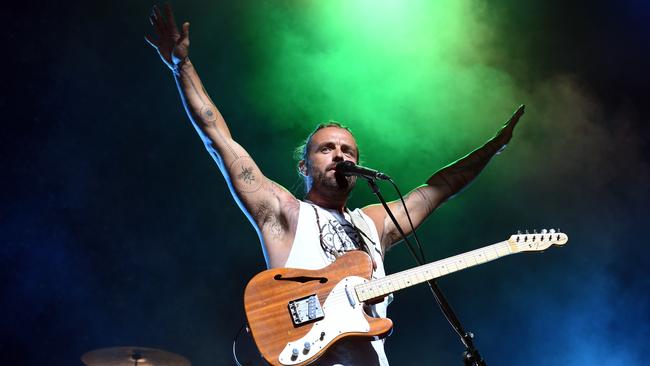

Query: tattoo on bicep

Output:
[230, 157, 263, 193]
[238, 166, 255, 184]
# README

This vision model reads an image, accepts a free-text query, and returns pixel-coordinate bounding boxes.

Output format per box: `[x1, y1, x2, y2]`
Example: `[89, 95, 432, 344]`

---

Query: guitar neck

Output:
[355, 240, 515, 302]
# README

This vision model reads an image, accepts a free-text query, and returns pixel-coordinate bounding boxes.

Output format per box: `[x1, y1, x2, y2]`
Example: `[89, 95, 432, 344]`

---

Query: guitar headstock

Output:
[508, 229, 568, 252]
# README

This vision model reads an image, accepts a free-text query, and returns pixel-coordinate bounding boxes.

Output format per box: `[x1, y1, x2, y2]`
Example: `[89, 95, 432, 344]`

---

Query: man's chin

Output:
[317, 176, 353, 194]
[334, 174, 356, 193]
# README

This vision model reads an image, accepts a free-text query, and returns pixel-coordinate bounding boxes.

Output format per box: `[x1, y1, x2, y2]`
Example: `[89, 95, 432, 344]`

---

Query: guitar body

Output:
[244, 251, 393, 366]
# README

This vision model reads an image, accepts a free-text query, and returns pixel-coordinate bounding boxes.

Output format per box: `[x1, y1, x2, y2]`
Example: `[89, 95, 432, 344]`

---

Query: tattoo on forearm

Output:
[185, 74, 204, 103]
[432, 172, 454, 192]
[413, 188, 436, 214]
[199, 83, 216, 105]
[200, 105, 218, 122]
[185, 74, 219, 125]
[435, 142, 497, 193]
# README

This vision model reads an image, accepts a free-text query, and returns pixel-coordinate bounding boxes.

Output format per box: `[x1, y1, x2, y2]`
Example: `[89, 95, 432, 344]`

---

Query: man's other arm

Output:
[364, 105, 526, 252]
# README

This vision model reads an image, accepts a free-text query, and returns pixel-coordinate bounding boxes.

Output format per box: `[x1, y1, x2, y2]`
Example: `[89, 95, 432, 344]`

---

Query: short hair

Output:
[294, 122, 360, 193]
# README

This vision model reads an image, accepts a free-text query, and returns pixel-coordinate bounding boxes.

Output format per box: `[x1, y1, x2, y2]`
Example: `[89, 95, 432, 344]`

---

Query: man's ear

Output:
[298, 160, 307, 176]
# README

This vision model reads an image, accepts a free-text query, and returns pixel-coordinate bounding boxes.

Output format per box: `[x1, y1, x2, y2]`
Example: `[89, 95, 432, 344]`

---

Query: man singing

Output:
[146, 4, 525, 365]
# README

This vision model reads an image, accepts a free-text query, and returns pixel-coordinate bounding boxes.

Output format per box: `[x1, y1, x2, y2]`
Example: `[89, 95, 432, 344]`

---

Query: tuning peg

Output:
[525, 230, 529, 234]
[549, 229, 556, 234]
[517, 230, 522, 235]
[533, 229, 538, 234]
[541, 229, 548, 234]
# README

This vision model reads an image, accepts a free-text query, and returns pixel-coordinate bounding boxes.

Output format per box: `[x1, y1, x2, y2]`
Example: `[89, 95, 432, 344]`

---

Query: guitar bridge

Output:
[288, 294, 324, 326]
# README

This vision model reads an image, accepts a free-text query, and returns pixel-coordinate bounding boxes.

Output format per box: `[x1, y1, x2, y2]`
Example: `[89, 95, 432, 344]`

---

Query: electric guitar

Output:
[243, 230, 568, 366]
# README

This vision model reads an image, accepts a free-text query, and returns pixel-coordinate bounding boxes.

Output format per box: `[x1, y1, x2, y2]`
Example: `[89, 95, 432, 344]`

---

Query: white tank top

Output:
[284, 201, 392, 366]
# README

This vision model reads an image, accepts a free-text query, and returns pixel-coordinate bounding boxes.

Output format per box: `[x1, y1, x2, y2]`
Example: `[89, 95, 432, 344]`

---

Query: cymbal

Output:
[81, 346, 191, 366]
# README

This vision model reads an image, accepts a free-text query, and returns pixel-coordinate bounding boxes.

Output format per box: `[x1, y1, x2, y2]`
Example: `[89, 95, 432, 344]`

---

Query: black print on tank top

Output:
[320, 219, 362, 260]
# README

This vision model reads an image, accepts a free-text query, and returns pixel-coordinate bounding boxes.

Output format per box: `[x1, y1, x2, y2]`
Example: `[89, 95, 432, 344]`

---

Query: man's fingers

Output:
[150, 11, 165, 36]
[506, 104, 526, 127]
[513, 104, 525, 119]
[153, 5, 168, 32]
[163, 3, 179, 33]
[181, 22, 190, 42]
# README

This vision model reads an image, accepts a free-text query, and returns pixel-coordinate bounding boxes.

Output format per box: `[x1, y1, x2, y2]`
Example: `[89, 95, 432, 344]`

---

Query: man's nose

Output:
[332, 148, 344, 161]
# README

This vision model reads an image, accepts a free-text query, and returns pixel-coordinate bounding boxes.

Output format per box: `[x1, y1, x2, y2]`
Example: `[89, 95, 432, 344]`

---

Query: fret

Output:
[474, 252, 487, 264]
[416, 271, 425, 283]
[446, 262, 458, 273]
[466, 255, 478, 266]
[496, 245, 509, 257]
[352, 233, 568, 303]
[356, 241, 515, 301]
[455, 258, 468, 270]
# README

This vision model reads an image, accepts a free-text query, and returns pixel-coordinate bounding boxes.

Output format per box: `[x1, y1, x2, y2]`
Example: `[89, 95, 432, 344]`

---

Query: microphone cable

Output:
[384, 178, 483, 362]
[387, 178, 427, 264]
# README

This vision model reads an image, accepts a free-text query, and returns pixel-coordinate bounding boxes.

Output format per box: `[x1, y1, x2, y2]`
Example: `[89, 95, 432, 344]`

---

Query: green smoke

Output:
[240, 0, 521, 182]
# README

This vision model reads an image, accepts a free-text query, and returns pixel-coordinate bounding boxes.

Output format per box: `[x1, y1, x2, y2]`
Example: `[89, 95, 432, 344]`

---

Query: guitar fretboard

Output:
[355, 240, 515, 302]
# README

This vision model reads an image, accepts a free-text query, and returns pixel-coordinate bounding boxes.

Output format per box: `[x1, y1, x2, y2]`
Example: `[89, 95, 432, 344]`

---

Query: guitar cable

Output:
[232, 322, 248, 366]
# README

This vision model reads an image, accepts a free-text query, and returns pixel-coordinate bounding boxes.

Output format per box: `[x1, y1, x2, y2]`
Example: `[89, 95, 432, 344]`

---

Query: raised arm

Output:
[145, 5, 298, 265]
[363, 105, 526, 252]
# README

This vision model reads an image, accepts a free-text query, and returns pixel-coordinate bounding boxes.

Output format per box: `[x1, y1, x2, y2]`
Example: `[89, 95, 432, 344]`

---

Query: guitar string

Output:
[313, 241, 511, 306]
[307, 241, 519, 307]
[308, 237, 551, 307]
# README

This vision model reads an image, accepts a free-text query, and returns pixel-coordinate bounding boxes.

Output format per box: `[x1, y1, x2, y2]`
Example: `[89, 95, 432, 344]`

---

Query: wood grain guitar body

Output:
[243, 251, 392, 366]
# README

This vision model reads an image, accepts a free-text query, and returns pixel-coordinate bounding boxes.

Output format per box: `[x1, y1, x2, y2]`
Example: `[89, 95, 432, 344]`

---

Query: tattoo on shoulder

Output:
[230, 157, 263, 193]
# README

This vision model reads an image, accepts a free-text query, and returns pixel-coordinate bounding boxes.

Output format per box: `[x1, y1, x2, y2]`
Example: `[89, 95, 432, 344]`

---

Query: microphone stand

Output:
[365, 178, 486, 366]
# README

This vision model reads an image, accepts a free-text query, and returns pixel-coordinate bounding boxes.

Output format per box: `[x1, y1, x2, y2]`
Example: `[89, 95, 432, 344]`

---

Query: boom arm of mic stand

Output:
[365, 179, 486, 366]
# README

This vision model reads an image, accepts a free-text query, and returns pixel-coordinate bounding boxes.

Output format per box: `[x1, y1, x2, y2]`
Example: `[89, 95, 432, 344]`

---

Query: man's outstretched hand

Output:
[145, 4, 190, 71]
[494, 104, 526, 151]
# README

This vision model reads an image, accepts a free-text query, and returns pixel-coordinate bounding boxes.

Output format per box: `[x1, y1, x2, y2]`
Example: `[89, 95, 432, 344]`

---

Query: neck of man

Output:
[305, 189, 348, 213]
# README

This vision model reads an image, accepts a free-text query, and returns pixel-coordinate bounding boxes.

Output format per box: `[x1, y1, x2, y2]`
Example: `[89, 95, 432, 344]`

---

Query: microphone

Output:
[335, 161, 391, 181]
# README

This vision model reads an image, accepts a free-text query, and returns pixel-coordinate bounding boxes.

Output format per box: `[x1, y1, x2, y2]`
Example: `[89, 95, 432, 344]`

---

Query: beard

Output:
[310, 166, 357, 197]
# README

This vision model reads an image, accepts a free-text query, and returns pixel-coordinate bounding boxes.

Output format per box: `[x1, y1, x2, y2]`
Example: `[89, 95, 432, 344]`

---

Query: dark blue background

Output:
[2, 1, 648, 365]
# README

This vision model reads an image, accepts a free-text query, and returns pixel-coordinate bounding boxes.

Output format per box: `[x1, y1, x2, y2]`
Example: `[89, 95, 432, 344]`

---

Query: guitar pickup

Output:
[288, 294, 324, 326]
